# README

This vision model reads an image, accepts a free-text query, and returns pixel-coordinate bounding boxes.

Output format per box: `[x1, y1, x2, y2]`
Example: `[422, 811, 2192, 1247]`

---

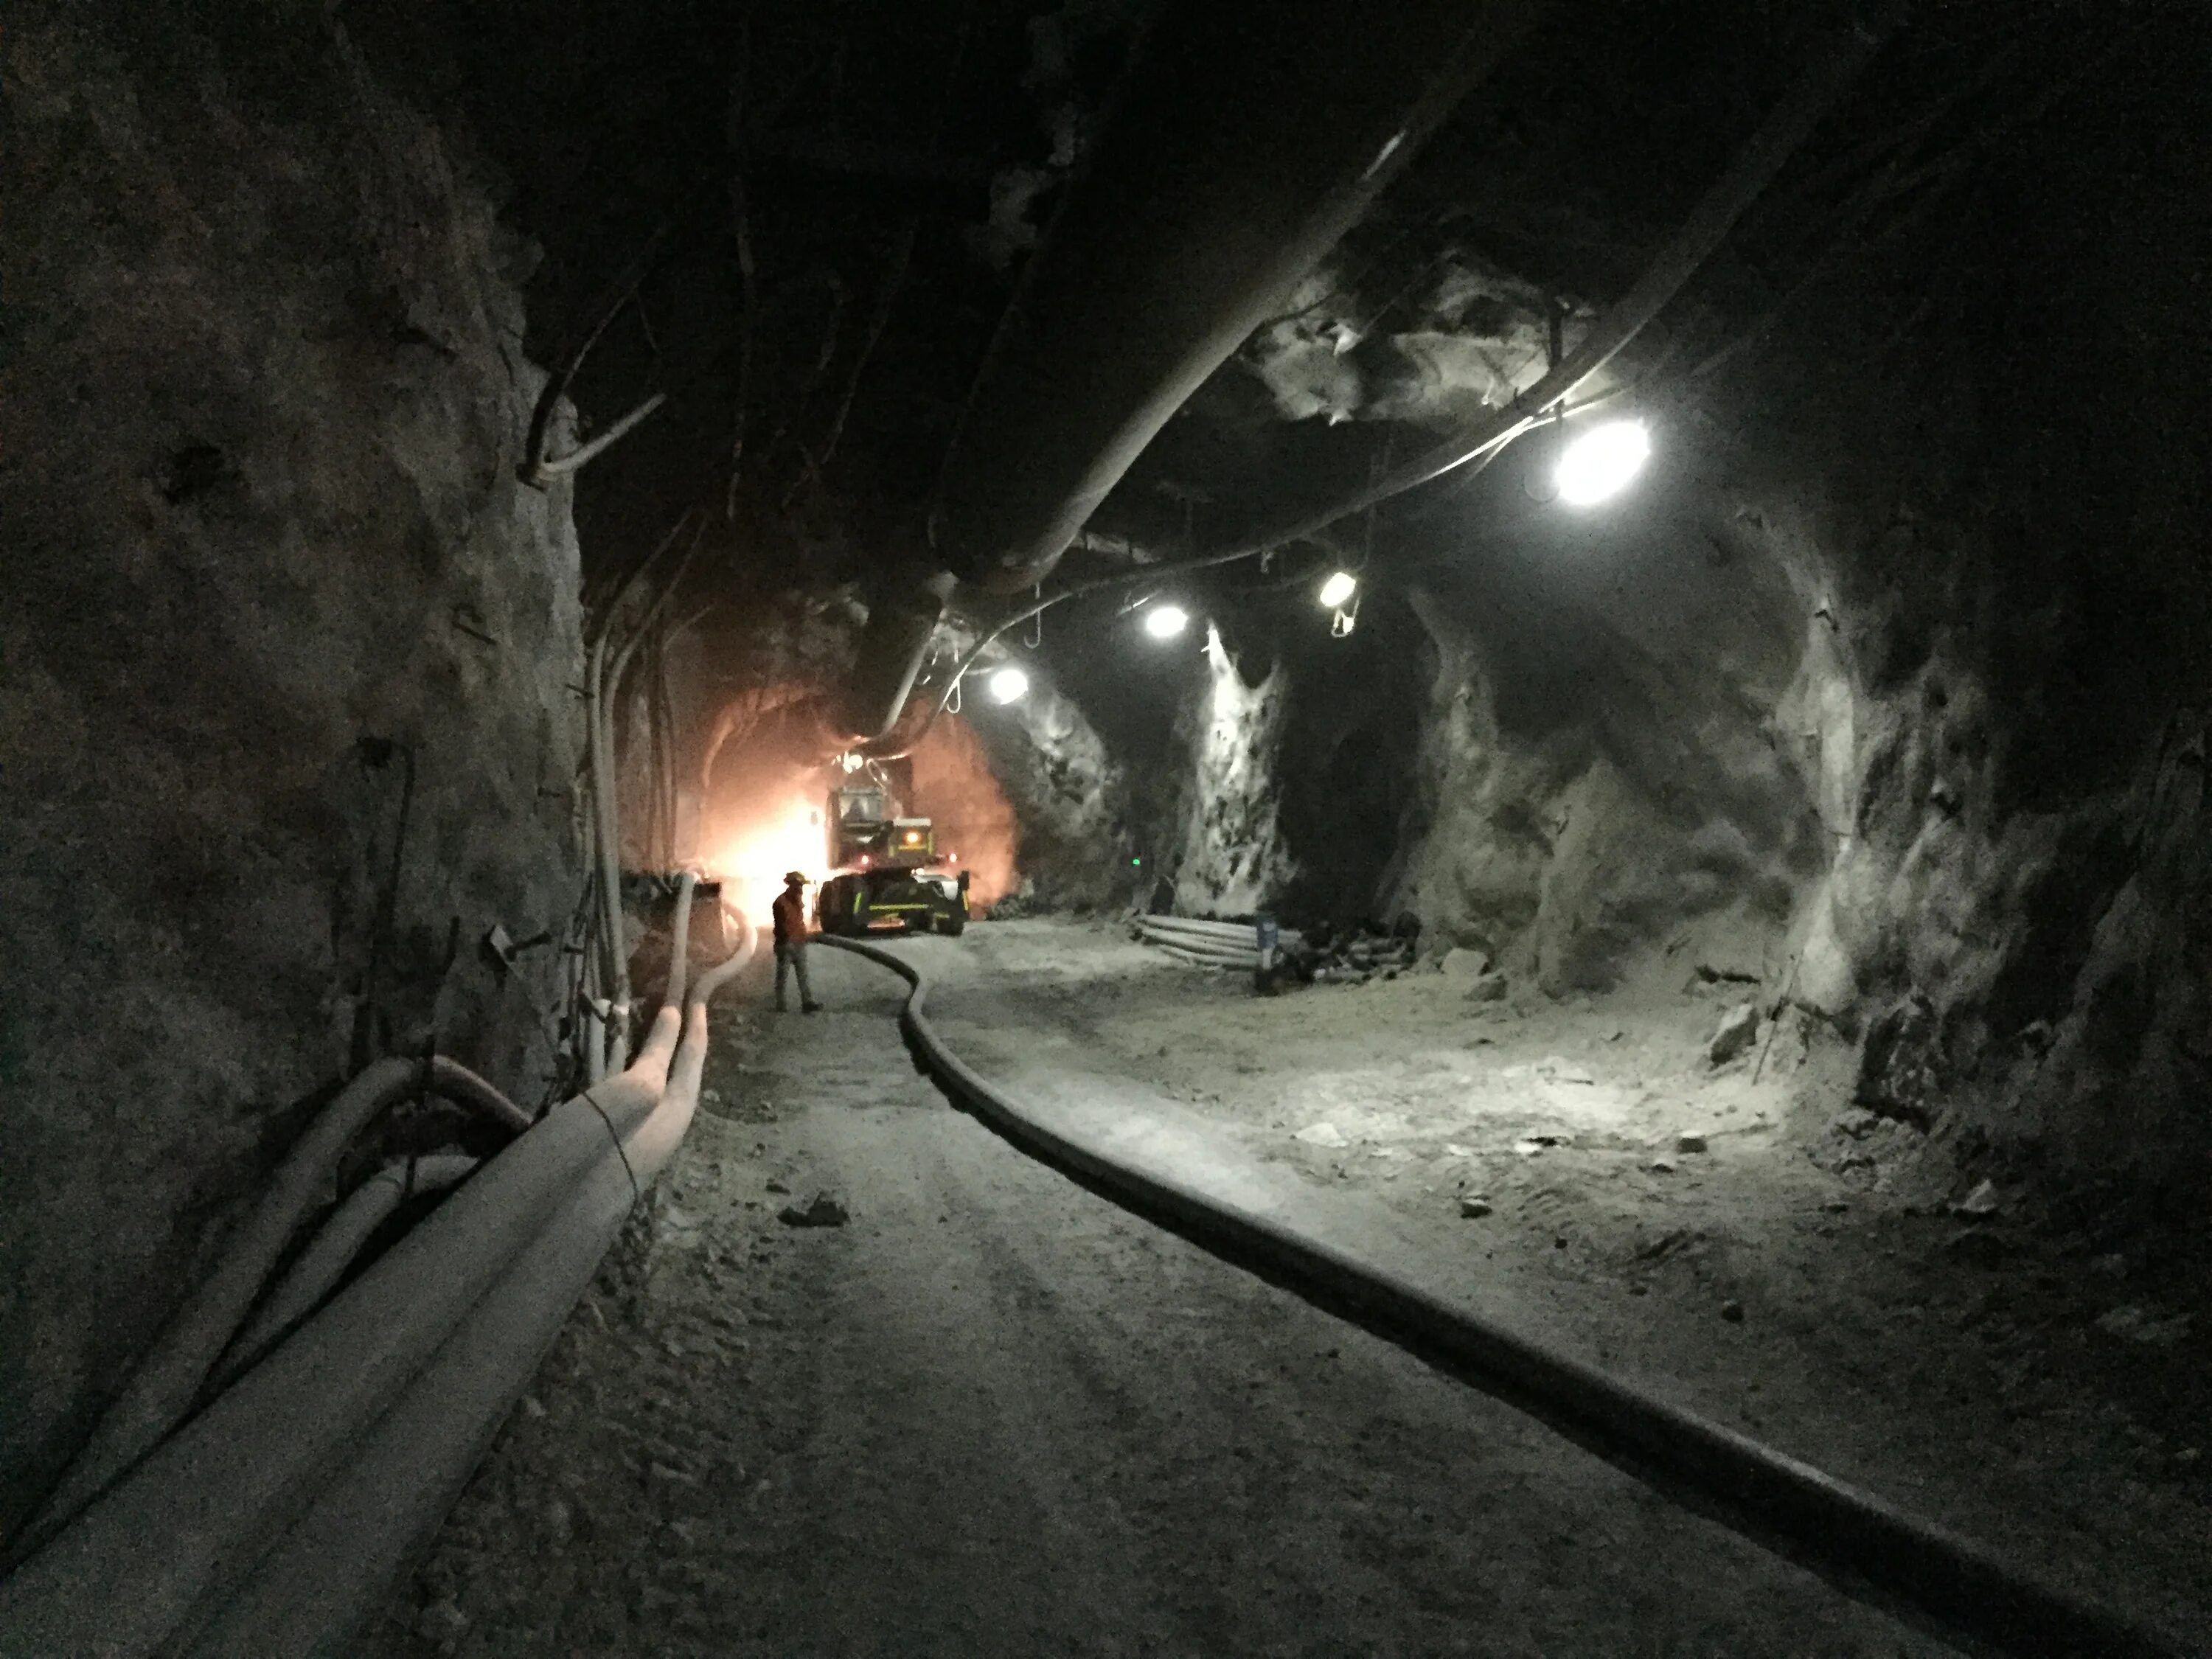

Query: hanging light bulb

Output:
[1316, 571, 1357, 609]
[986, 665, 1029, 704]
[1142, 604, 1190, 640]
[1554, 418, 1651, 506]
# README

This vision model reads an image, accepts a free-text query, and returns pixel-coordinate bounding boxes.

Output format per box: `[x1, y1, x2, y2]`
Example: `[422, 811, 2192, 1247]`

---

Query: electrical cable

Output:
[582, 1089, 643, 1209]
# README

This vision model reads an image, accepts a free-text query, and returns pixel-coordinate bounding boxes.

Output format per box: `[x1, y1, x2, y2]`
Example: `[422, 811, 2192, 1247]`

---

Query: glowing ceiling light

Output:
[1554, 418, 1651, 507]
[1142, 604, 1189, 641]
[1316, 570, 1357, 609]
[986, 665, 1029, 704]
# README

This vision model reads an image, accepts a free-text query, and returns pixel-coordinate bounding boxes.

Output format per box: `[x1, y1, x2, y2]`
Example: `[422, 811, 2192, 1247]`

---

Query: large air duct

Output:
[841, 0, 1554, 742]
[843, 567, 958, 751]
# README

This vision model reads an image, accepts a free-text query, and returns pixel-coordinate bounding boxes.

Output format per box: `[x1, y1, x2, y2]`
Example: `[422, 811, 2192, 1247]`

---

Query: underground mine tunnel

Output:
[4, 1, 2211, 1653]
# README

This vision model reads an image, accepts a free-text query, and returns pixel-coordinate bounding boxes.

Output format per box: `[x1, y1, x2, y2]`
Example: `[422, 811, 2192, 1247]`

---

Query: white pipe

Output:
[178, 1001, 713, 1656]
[1153, 944, 1258, 971]
[1135, 927, 1300, 956]
[1135, 915, 1261, 934]
[692, 898, 758, 1005]
[1140, 936, 1261, 962]
[24, 1058, 526, 1543]
[583, 996, 608, 1088]
[585, 632, 629, 1025]
[0, 1010, 684, 1653]
[1135, 930, 1273, 960]
[0, 891, 753, 1655]
[664, 870, 698, 1010]
[1133, 917, 1305, 950]
[213, 1155, 481, 1392]
[533, 391, 667, 478]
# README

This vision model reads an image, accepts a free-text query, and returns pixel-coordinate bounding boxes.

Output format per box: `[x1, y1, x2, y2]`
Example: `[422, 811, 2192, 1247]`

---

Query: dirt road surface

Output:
[361, 922, 2205, 1658]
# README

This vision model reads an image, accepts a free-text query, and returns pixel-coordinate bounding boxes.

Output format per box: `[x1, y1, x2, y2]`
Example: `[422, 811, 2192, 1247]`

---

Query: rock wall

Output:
[964, 668, 1136, 911]
[1374, 380, 2211, 1188]
[1707, 49, 2210, 1191]
[1386, 488, 1824, 995]
[1164, 625, 1296, 917]
[0, 3, 584, 1533]
[1366, 38, 2212, 1191]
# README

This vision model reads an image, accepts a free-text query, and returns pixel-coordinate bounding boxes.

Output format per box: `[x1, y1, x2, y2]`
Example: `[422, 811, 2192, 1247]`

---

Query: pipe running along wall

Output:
[839, 0, 1557, 743]
[819, 936, 2193, 1659]
[0, 883, 756, 1656]
[22, 1055, 531, 1548]
[212, 1153, 482, 1393]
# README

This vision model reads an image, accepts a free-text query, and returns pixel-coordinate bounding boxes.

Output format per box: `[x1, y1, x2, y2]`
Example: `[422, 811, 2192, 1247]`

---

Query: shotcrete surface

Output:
[363, 922, 2206, 1656]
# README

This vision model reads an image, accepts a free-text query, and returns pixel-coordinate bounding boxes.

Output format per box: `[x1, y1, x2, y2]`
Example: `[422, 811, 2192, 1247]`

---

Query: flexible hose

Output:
[692, 897, 759, 1005]
[0, 896, 753, 1655]
[663, 870, 698, 1010]
[211, 1154, 481, 1393]
[423, 1059, 534, 1136]
[0, 1007, 684, 1653]
[21, 1057, 529, 1547]
[585, 631, 629, 1026]
[583, 995, 609, 1088]
[821, 935, 2195, 1659]
[175, 998, 716, 1656]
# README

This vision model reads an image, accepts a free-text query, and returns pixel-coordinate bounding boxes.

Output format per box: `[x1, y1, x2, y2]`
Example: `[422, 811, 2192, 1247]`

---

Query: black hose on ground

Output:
[821, 935, 2199, 1659]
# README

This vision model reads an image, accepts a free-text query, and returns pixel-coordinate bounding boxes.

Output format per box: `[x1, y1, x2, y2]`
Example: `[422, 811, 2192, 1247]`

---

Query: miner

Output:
[771, 871, 824, 1014]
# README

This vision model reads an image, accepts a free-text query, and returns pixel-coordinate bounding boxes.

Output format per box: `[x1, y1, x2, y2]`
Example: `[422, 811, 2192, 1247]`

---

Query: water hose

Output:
[821, 934, 2196, 1659]
[22, 1056, 530, 1547]
[212, 1153, 482, 1392]
[173, 998, 714, 1656]
[190, 908, 752, 1655]
[0, 906, 749, 1656]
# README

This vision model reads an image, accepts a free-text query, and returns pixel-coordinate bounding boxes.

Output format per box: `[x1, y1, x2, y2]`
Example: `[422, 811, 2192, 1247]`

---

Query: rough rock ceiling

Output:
[380, 0, 2151, 630]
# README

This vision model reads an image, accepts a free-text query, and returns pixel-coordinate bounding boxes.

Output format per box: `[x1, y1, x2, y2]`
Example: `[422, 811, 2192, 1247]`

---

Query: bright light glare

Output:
[986, 665, 1029, 704]
[706, 797, 824, 920]
[1143, 604, 1189, 640]
[1316, 570, 1357, 609]
[1554, 419, 1651, 506]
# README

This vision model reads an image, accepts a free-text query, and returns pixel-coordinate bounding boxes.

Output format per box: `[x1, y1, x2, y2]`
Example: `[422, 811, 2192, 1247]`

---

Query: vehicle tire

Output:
[821, 880, 863, 938]
[938, 911, 967, 938]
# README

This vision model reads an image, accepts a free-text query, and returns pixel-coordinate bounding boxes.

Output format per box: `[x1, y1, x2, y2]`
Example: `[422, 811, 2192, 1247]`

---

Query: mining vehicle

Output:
[814, 769, 970, 937]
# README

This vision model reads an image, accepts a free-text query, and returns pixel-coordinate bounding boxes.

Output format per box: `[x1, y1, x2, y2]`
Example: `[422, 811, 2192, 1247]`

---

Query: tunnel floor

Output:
[362, 924, 2207, 1656]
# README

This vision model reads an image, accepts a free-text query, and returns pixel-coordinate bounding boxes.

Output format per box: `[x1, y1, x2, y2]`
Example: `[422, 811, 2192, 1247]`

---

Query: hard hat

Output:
[783, 870, 808, 885]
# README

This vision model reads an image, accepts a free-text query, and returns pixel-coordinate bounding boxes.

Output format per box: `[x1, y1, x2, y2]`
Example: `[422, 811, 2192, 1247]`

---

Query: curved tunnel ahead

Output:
[4, 0, 2209, 1652]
